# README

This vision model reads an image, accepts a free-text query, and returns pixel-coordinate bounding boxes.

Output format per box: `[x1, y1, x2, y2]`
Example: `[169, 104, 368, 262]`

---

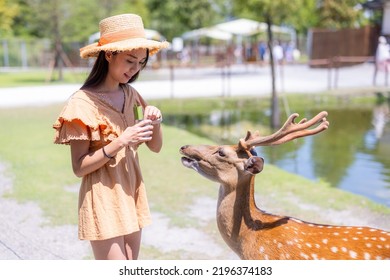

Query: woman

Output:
[53, 14, 169, 260]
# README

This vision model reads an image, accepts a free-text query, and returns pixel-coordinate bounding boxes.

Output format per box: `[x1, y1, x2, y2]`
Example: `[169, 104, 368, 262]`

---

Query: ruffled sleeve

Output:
[53, 91, 115, 145]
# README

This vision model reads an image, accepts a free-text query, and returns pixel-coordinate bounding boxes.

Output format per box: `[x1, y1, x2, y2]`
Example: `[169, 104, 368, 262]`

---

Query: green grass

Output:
[0, 69, 88, 87]
[0, 105, 79, 224]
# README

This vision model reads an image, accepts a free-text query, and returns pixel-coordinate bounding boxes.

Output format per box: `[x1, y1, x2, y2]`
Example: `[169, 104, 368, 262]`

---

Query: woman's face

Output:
[106, 48, 148, 84]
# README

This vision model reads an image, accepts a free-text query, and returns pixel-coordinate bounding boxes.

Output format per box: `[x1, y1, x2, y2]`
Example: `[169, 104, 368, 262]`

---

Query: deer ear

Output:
[244, 156, 264, 175]
[244, 130, 260, 141]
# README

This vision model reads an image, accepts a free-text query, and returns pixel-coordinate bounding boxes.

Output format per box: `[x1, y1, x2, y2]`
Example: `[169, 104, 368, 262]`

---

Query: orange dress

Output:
[53, 84, 152, 240]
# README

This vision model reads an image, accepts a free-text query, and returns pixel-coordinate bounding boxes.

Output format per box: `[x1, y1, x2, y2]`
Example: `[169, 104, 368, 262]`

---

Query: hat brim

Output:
[80, 38, 170, 59]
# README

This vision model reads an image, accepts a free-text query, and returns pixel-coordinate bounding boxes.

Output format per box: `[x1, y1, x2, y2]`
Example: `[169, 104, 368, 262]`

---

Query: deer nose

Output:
[180, 145, 189, 153]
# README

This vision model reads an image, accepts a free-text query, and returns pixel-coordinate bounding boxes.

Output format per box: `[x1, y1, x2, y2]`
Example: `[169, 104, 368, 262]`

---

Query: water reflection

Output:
[372, 92, 390, 139]
[165, 97, 390, 207]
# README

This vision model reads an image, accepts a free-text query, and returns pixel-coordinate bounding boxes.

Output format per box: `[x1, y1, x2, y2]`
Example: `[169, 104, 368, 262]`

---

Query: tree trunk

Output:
[55, 40, 63, 81]
[266, 15, 280, 129]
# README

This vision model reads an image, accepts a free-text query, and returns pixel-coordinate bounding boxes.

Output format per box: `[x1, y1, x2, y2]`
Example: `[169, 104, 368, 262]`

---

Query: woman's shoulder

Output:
[58, 89, 101, 118]
[121, 83, 139, 95]
[70, 88, 95, 101]
[122, 83, 145, 104]
[66, 89, 100, 107]
[54, 89, 102, 130]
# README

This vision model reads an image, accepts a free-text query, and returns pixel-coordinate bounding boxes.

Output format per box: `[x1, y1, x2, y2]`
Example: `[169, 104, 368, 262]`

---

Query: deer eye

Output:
[218, 149, 226, 157]
[250, 148, 258, 156]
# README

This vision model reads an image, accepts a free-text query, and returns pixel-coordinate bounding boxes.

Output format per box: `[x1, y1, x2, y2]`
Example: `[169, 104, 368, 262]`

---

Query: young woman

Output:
[53, 14, 169, 260]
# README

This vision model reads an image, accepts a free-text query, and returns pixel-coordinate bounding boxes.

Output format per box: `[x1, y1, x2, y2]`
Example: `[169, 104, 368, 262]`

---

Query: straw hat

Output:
[80, 14, 169, 59]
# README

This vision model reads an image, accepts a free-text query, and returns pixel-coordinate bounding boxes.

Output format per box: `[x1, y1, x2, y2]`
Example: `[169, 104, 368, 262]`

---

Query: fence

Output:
[0, 38, 53, 68]
[0, 38, 88, 68]
[308, 25, 379, 68]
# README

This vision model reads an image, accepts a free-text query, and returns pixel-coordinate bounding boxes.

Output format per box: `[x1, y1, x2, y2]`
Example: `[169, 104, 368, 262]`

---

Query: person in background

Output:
[272, 40, 284, 65]
[373, 36, 390, 86]
[53, 14, 169, 260]
[257, 41, 267, 63]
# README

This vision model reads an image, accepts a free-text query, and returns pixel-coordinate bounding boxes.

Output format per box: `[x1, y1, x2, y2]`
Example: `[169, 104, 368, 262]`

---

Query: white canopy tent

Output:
[181, 18, 294, 64]
[182, 18, 293, 41]
[182, 27, 233, 41]
[215, 18, 267, 36]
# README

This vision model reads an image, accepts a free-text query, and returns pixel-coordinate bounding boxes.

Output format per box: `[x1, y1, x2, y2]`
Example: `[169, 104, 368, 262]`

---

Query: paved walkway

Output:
[0, 62, 383, 108]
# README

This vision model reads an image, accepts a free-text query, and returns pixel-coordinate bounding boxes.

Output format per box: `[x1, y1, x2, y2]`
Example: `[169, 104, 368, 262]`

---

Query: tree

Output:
[234, 0, 304, 128]
[0, 0, 19, 37]
[285, 0, 318, 49]
[16, 0, 147, 80]
[147, 0, 226, 40]
[61, 0, 150, 43]
[316, 0, 367, 29]
[21, 0, 73, 80]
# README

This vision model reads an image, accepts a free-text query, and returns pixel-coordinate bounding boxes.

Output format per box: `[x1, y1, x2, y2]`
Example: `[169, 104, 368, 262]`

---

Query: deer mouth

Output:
[181, 156, 199, 170]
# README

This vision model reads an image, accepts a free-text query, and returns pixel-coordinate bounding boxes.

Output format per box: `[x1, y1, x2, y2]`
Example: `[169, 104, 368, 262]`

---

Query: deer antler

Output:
[239, 111, 329, 150]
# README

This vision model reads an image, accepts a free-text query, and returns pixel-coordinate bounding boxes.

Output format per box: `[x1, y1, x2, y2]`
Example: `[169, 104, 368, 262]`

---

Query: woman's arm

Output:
[70, 119, 154, 177]
[70, 139, 110, 178]
[143, 105, 163, 153]
[145, 122, 162, 153]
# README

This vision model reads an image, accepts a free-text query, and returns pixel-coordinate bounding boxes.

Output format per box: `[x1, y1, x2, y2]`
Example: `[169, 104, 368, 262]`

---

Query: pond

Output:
[165, 93, 390, 208]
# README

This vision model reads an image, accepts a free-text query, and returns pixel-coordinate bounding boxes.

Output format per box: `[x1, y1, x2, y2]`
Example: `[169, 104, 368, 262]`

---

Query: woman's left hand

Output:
[144, 105, 162, 123]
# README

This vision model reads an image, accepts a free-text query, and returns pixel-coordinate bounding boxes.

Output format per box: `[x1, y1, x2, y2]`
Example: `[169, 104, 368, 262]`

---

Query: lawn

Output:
[0, 69, 88, 87]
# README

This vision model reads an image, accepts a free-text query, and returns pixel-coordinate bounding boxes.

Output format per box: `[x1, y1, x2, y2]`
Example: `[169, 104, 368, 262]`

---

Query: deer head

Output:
[180, 111, 329, 188]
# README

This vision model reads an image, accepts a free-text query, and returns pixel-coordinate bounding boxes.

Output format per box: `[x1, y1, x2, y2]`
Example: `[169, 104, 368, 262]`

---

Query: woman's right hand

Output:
[118, 119, 154, 146]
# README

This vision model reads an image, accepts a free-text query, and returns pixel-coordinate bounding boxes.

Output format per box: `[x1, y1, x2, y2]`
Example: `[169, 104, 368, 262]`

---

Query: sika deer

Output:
[180, 111, 390, 260]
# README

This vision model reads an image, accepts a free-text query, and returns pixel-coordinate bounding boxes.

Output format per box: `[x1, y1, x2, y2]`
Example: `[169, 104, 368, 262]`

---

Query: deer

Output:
[180, 111, 390, 260]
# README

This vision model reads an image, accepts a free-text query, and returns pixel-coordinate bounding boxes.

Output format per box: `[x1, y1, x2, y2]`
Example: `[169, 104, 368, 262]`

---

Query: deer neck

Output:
[216, 175, 260, 253]
[216, 175, 287, 258]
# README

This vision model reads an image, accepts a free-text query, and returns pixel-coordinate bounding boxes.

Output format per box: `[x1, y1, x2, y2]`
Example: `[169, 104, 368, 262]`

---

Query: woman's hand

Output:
[117, 119, 154, 146]
[144, 105, 162, 123]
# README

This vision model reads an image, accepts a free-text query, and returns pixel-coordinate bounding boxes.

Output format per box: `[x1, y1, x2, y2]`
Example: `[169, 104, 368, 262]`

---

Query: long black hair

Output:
[81, 49, 149, 89]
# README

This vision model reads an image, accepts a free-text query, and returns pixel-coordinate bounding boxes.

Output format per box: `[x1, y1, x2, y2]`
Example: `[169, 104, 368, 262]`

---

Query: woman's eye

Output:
[218, 149, 225, 157]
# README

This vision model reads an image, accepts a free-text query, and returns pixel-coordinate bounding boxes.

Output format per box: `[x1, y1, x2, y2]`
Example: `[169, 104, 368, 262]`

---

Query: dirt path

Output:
[0, 162, 90, 259]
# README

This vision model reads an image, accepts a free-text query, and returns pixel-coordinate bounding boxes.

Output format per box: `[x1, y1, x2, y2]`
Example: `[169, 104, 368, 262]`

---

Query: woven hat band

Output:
[98, 29, 146, 46]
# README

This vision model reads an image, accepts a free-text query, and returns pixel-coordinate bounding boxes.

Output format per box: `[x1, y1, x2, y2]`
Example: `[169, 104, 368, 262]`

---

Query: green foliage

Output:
[316, 0, 367, 28]
[233, 0, 301, 24]
[61, 0, 106, 43]
[147, 0, 225, 40]
[287, 0, 318, 34]
[114, 0, 151, 26]
[0, 0, 20, 37]
[5, 0, 372, 44]
[63, 0, 151, 42]
[233, 0, 368, 33]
